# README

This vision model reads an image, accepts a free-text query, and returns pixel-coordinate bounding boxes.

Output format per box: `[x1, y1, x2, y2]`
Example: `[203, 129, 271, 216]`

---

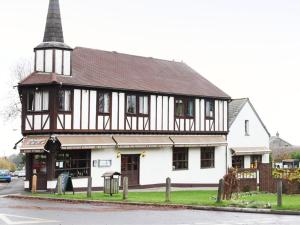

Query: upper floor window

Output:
[245, 120, 250, 136]
[173, 147, 188, 170]
[175, 98, 194, 118]
[98, 92, 110, 114]
[126, 95, 137, 114]
[205, 100, 214, 119]
[58, 90, 71, 112]
[201, 147, 215, 168]
[139, 96, 149, 115]
[27, 90, 49, 112]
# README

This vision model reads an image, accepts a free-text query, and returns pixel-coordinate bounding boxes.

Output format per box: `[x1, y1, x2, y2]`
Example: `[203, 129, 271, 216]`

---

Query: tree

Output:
[8, 153, 25, 170]
[0, 157, 16, 172]
[291, 151, 300, 160]
[1, 58, 32, 121]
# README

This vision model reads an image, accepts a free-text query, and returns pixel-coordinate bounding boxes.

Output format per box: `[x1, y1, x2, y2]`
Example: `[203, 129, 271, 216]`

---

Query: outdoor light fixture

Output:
[116, 152, 121, 158]
[141, 151, 146, 157]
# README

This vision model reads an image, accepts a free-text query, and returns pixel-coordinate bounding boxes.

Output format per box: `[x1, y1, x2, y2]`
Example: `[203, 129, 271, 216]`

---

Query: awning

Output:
[57, 135, 116, 150]
[231, 147, 271, 156]
[20, 136, 49, 153]
[113, 135, 173, 148]
[169, 135, 227, 147]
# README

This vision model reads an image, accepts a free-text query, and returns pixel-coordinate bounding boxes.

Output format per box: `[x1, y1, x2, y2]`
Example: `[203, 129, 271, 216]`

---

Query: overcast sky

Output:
[1, 0, 300, 156]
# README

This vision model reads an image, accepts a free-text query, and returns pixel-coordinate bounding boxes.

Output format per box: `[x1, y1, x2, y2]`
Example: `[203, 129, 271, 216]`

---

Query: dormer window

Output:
[35, 48, 71, 76]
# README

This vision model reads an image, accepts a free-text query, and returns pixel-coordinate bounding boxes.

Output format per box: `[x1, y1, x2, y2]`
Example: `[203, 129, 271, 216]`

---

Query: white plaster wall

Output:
[228, 101, 270, 168]
[170, 146, 226, 184]
[262, 154, 270, 164]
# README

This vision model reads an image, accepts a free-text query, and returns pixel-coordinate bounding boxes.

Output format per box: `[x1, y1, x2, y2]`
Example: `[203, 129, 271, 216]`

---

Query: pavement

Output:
[0, 197, 299, 225]
[0, 178, 25, 196]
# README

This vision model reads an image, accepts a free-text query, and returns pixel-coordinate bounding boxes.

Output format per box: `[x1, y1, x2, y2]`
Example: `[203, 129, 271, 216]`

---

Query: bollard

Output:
[165, 177, 171, 202]
[31, 175, 37, 194]
[277, 180, 282, 207]
[87, 176, 92, 198]
[57, 175, 63, 195]
[123, 176, 128, 200]
[217, 178, 224, 203]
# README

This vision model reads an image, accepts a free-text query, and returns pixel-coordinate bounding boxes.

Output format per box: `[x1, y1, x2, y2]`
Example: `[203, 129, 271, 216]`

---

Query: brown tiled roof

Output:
[20, 47, 230, 98]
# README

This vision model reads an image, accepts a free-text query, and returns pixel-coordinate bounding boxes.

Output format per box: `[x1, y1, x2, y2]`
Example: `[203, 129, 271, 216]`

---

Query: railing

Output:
[236, 168, 257, 179]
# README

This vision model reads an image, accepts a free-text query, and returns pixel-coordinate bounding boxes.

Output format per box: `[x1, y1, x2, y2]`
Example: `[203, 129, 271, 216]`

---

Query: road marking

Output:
[0, 214, 58, 224]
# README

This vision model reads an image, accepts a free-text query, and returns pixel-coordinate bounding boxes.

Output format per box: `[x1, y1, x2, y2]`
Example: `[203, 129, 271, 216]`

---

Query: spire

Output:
[43, 0, 64, 43]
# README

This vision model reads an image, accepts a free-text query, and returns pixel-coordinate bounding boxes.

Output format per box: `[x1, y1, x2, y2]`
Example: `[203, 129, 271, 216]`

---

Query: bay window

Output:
[98, 92, 110, 114]
[27, 90, 49, 112]
[126, 95, 137, 114]
[58, 90, 71, 111]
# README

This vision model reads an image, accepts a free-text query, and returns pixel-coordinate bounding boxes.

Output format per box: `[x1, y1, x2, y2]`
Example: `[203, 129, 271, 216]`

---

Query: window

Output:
[126, 95, 137, 114]
[58, 90, 71, 111]
[98, 92, 110, 114]
[175, 98, 194, 117]
[36, 50, 44, 72]
[63, 50, 71, 76]
[186, 99, 194, 117]
[55, 49, 63, 74]
[245, 120, 250, 136]
[201, 147, 215, 168]
[45, 49, 53, 73]
[55, 151, 91, 178]
[27, 90, 49, 112]
[205, 100, 214, 118]
[175, 99, 185, 117]
[250, 155, 262, 168]
[173, 148, 188, 170]
[139, 96, 149, 115]
[232, 156, 244, 169]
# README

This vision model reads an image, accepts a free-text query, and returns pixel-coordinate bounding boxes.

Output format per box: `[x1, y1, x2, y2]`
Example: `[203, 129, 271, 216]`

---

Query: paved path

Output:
[0, 197, 298, 225]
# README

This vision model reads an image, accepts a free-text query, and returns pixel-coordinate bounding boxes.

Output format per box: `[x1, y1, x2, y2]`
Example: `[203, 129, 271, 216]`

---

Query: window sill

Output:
[200, 167, 215, 169]
[172, 168, 189, 171]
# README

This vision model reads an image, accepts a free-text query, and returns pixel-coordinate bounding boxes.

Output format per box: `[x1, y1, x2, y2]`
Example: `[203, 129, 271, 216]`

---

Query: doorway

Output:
[121, 154, 140, 186]
[32, 154, 47, 190]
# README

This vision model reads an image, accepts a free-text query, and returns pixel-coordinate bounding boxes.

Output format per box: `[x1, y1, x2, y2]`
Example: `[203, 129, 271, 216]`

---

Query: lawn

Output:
[30, 190, 300, 211]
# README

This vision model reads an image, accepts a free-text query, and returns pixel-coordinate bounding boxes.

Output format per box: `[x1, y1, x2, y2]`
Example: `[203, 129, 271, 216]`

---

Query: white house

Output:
[19, 0, 230, 191]
[227, 98, 271, 169]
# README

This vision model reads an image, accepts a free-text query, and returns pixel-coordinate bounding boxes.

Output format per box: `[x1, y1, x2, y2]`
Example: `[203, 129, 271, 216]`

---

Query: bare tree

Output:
[1, 58, 33, 121]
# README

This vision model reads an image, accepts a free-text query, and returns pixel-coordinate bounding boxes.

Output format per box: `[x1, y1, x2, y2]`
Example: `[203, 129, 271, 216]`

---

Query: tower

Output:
[34, 0, 72, 76]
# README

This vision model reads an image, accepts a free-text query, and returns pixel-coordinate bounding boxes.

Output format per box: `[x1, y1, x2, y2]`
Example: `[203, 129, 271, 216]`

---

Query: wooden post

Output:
[277, 179, 282, 207]
[87, 176, 92, 198]
[31, 174, 37, 194]
[217, 178, 224, 203]
[123, 176, 128, 200]
[57, 175, 63, 195]
[165, 177, 171, 202]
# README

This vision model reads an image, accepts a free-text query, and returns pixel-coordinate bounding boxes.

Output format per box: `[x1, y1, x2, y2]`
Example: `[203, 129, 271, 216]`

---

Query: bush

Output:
[0, 157, 16, 172]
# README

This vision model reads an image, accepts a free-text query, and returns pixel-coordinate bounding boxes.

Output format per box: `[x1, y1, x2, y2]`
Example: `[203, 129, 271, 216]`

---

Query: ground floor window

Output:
[250, 155, 262, 168]
[201, 147, 215, 168]
[55, 150, 91, 178]
[173, 147, 188, 170]
[232, 155, 244, 169]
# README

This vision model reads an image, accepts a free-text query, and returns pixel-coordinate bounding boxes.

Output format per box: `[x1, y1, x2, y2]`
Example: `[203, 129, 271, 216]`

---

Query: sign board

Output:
[54, 172, 74, 194]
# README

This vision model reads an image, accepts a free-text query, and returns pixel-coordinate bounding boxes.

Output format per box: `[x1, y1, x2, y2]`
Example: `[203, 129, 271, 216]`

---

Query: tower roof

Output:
[43, 0, 64, 43]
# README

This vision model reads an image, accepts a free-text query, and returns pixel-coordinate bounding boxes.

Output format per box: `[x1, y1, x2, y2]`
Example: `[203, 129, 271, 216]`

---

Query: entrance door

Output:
[121, 154, 140, 186]
[32, 154, 47, 190]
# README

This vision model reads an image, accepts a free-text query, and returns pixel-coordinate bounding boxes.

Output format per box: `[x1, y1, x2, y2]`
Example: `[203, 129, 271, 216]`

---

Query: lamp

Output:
[116, 152, 121, 158]
[141, 151, 146, 157]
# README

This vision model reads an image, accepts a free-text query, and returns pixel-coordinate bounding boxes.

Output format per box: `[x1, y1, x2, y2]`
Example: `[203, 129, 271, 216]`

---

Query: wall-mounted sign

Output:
[98, 160, 112, 168]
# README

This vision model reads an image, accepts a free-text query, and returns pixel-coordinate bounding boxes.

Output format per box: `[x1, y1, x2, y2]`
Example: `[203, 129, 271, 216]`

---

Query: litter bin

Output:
[102, 172, 121, 196]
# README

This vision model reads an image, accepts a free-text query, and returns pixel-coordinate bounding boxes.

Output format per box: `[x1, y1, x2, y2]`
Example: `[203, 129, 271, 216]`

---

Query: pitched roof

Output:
[270, 134, 292, 149]
[229, 98, 270, 137]
[43, 0, 64, 43]
[19, 47, 230, 98]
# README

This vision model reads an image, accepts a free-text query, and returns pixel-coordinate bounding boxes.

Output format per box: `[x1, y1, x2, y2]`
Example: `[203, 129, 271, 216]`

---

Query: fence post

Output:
[123, 176, 128, 200]
[87, 176, 92, 198]
[57, 175, 63, 195]
[165, 177, 171, 202]
[277, 180, 282, 207]
[217, 178, 224, 203]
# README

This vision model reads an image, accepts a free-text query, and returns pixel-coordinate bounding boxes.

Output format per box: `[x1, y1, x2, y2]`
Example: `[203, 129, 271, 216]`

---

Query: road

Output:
[0, 197, 298, 225]
[0, 178, 24, 196]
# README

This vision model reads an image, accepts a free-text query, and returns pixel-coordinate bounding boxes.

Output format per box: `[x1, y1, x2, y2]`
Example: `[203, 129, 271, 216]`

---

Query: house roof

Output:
[43, 0, 64, 43]
[270, 133, 292, 149]
[19, 47, 230, 99]
[229, 98, 270, 137]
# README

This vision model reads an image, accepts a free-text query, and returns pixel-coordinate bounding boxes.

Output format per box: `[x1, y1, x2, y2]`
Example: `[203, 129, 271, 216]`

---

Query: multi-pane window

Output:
[27, 90, 49, 112]
[126, 95, 137, 114]
[205, 100, 214, 118]
[58, 90, 71, 111]
[175, 98, 194, 117]
[139, 96, 149, 115]
[55, 150, 91, 178]
[250, 155, 262, 168]
[232, 155, 244, 169]
[245, 120, 250, 136]
[173, 148, 188, 170]
[98, 92, 110, 114]
[201, 147, 215, 168]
